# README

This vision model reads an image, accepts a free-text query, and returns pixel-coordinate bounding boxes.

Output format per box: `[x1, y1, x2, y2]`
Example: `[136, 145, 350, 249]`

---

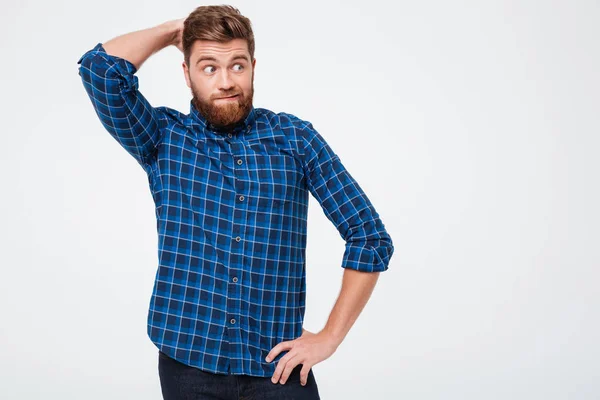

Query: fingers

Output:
[300, 364, 311, 386]
[265, 340, 293, 363]
[272, 354, 300, 384]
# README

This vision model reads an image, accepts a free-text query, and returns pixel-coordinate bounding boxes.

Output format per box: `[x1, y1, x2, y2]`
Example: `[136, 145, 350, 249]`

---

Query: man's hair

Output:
[183, 5, 255, 66]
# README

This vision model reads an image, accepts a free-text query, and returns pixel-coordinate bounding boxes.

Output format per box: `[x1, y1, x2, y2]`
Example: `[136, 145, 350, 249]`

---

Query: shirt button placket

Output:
[228, 138, 246, 373]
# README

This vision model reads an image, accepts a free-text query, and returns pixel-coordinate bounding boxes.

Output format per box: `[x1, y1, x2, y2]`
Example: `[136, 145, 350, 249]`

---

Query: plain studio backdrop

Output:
[1, 0, 598, 399]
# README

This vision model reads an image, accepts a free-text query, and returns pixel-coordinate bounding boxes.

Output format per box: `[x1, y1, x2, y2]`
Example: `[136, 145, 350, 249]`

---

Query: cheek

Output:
[240, 78, 253, 93]
[190, 77, 211, 98]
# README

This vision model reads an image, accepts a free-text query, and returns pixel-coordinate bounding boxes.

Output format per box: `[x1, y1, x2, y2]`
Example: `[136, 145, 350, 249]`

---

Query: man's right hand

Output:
[102, 18, 186, 71]
[168, 18, 185, 53]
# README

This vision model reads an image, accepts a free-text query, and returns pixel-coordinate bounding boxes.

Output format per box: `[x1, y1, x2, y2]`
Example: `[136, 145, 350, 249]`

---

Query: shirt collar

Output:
[187, 99, 257, 136]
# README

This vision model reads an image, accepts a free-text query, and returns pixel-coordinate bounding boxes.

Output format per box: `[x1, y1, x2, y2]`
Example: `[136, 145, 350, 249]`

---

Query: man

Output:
[77, 5, 394, 399]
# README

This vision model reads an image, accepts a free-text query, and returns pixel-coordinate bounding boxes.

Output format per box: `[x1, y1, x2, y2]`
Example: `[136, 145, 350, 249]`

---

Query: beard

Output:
[190, 76, 254, 131]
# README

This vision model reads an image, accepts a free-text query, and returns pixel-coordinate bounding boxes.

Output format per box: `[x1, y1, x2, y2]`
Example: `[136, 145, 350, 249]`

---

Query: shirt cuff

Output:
[77, 42, 139, 92]
[341, 241, 393, 272]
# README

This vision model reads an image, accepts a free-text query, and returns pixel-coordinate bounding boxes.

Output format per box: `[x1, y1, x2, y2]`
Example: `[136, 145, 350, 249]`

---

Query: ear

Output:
[182, 61, 191, 88]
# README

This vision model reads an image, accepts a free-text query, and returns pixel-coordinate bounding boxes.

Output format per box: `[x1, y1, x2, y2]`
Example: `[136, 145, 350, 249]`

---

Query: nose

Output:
[218, 69, 235, 91]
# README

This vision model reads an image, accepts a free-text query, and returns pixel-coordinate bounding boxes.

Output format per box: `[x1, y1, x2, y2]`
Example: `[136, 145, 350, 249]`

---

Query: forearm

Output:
[319, 268, 380, 347]
[102, 20, 179, 70]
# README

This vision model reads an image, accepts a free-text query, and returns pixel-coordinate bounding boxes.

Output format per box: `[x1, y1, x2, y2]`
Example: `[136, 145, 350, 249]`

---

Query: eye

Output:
[203, 65, 216, 74]
[232, 64, 244, 72]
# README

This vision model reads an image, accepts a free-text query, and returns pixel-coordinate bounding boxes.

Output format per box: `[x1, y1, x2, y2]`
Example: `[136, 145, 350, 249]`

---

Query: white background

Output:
[1, 0, 599, 399]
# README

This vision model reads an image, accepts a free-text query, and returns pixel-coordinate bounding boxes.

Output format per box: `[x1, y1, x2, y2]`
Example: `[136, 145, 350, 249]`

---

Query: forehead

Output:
[190, 38, 250, 63]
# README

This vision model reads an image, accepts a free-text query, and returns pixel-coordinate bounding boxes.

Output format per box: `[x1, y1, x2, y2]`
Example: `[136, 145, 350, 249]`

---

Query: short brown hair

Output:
[183, 5, 255, 66]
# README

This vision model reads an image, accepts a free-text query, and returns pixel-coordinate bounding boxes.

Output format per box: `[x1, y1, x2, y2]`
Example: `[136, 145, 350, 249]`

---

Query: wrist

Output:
[319, 328, 343, 348]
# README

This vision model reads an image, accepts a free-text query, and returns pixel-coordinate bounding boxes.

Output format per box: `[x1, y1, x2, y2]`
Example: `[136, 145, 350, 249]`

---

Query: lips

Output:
[218, 94, 239, 99]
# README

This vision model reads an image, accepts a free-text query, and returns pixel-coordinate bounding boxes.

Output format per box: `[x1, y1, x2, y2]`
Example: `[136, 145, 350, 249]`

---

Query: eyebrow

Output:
[195, 54, 250, 66]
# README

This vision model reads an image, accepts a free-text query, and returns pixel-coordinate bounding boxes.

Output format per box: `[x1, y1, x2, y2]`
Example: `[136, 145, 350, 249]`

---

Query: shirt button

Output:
[247, 125, 251, 132]
[232, 277, 238, 283]
[230, 318, 236, 324]
[237, 159, 243, 165]
[235, 236, 241, 242]
[239, 195, 244, 201]
[227, 133, 232, 138]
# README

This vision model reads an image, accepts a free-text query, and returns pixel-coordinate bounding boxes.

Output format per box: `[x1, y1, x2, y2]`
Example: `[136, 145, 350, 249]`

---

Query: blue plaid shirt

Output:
[77, 42, 394, 377]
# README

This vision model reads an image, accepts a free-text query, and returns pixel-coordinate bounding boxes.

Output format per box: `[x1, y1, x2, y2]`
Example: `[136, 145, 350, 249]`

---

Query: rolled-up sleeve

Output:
[77, 43, 163, 168]
[299, 120, 394, 272]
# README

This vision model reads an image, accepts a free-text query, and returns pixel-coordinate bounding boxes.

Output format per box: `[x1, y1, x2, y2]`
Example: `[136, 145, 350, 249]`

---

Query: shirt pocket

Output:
[253, 153, 301, 210]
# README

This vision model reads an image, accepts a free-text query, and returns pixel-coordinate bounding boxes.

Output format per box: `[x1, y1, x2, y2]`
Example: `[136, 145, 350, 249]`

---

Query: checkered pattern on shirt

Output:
[77, 42, 394, 377]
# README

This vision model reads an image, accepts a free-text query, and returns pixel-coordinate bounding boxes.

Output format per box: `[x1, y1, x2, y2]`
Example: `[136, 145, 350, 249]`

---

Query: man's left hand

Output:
[266, 328, 339, 386]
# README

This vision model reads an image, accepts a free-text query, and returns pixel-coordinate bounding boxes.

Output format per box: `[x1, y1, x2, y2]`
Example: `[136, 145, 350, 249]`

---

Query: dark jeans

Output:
[158, 350, 321, 400]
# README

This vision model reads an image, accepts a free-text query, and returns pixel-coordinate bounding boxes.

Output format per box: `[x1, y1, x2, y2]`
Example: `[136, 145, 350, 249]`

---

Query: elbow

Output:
[372, 234, 394, 272]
